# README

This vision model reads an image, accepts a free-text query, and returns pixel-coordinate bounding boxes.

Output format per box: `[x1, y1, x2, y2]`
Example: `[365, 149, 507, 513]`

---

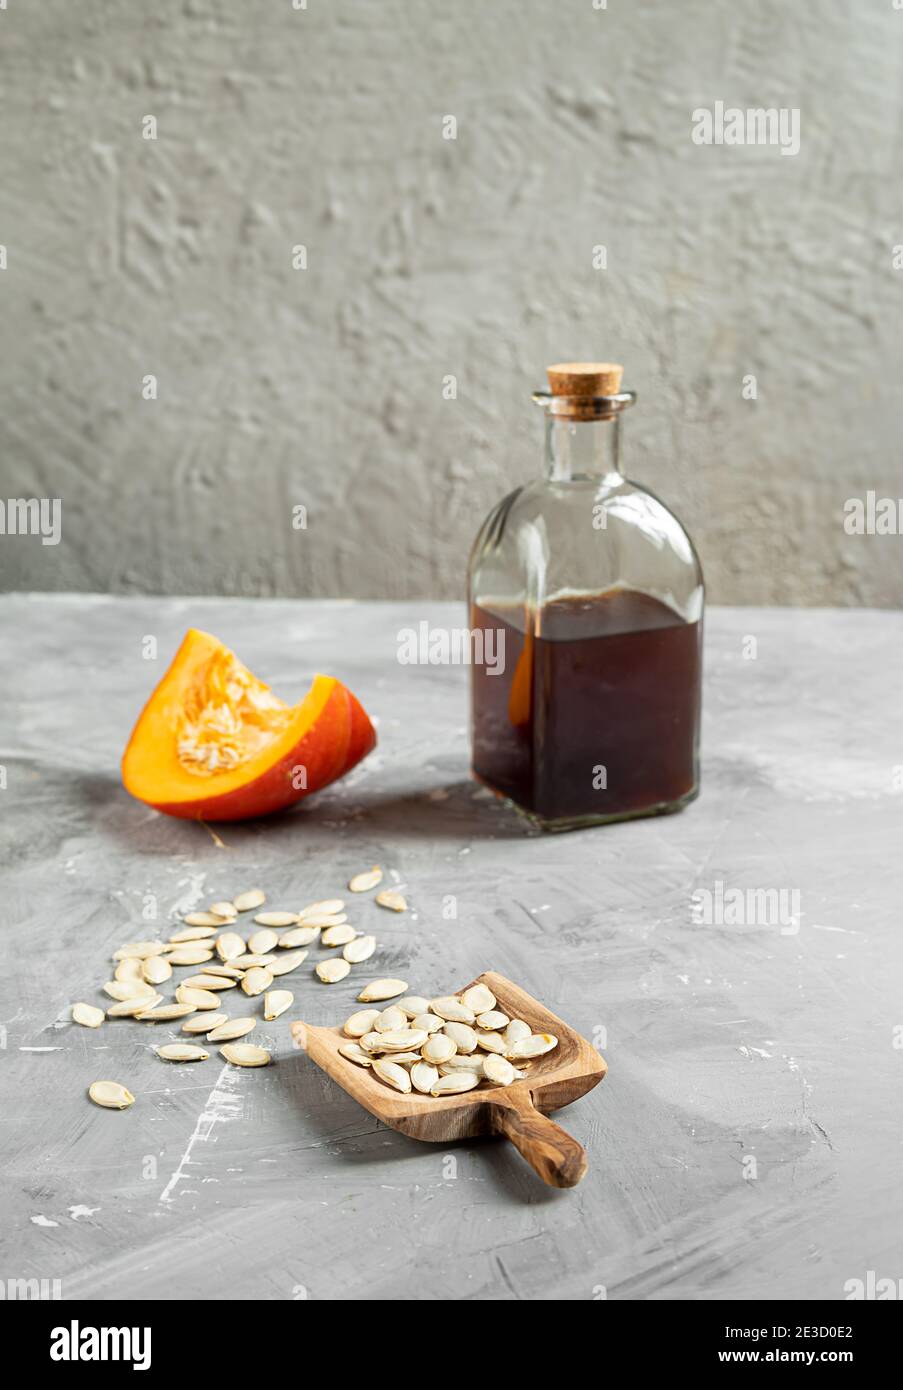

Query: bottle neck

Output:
[545, 415, 623, 483]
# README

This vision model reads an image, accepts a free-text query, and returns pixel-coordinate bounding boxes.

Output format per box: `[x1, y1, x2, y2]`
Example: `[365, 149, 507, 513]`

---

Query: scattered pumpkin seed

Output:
[207, 1018, 256, 1042]
[253, 911, 298, 928]
[166, 946, 215, 966]
[443, 1022, 478, 1053]
[143, 956, 172, 985]
[410, 1061, 439, 1093]
[233, 889, 266, 912]
[263, 990, 293, 1021]
[103, 979, 157, 1002]
[375, 889, 407, 912]
[503, 1019, 531, 1046]
[168, 926, 218, 943]
[278, 924, 320, 948]
[439, 1054, 485, 1074]
[321, 923, 356, 947]
[209, 901, 238, 919]
[348, 866, 383, 893]
[88, 1081, 135, 1110]
[297, 899, 345, 919]
[230, 953, 277, 969]
[248, 928, 279, 955]
[202, 964, 245, 980]
[476, 1031, 507, 1055]
[114, 958, 144, 982]
[461, 984, 496, 1014]
[430, 1072, 480, 1096]
[508, 1033, 558, 1059]
[107, 994, 163, 1017]
[113, 941, 166, 961]
[357, 978, 408, 1002]
[359, 1031, 388, 1053]
[343, 934, 376, 963]
[221, 1042, 271, 1067]
[269, 950, 308, 976]
[397, 996, 430, 1018]
[136, 1003, 196, 1021]
[429, 996, 476, 1024]
[183, 1012, 226, 1034]
[411, 1012, 444, 1034]
[339, 1041, 372, 1067]
[216, 932, 245, 963]
[296, 913, 348, 928]
[72, 1002, 104, 1028]
[176, 985, 222, 1010]
[374, 1005, 407, 1032]
[184, 912, 230, 928]
[421, 1034, 457, 1064]
[182, 973, 237, 991]
[242, 967, 274, 996]
[343, 1009, 380, 1037]
[482, 1054, 516, 1086]
[316, 958, 351, 984]
[156, 1044, 209, 1062]
[476, 1010, 509, 1031]
[373, 1028, 429, 1052]
[372, 1058, 411, 1092]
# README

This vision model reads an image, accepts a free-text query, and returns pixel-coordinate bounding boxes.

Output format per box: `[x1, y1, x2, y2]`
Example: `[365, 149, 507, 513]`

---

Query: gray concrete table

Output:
[2, 595, 901, 1301]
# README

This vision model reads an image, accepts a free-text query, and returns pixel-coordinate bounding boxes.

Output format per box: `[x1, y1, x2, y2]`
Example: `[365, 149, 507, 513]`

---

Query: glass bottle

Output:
[468, 362, 704, 831]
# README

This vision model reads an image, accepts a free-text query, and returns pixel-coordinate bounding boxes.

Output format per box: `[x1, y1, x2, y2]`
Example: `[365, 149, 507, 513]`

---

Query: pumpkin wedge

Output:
[121, 629, 376, 821]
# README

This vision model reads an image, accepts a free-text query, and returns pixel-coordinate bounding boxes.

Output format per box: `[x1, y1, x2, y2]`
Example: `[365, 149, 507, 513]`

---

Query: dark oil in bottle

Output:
[471, 589, 702, 828]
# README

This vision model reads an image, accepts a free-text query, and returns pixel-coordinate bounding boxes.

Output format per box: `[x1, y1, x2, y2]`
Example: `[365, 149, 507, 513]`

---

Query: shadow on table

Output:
[76, 771, 541, 849]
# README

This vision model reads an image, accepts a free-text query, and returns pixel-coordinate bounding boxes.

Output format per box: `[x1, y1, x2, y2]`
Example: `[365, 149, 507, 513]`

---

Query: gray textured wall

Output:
[2, 0, 901, 604]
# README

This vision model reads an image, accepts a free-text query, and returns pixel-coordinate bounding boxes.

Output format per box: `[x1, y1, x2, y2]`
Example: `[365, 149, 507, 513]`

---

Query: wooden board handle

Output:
[489, 1092, 588, 1188]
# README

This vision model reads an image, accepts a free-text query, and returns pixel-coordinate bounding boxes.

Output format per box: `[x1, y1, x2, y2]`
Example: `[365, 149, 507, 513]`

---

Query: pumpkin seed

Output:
[476, 1031, 507, 1054]
[176, 985, 222, 1010]
[385, 1051, 421, 1065]
[439, 1054, 485, 1074]
[72, 1002, 104, 1028]
[216, 932, 245, 962]
[339, 1041, 372, 1067]
[482, 1054, 516, 1086]
[278, 924, 320, 948]
[411, 1012, 444, 1034]
[143, 956, 172, 985]
[430, 1072, 480, 1096]
[269, 950, 308, 976]
[184, 912, 230, 928]
[209, 901, 237, 919]
[182, 974, 237, 991]
[107, 994, 163, 1017]
[293, 913, 347, 929]
[253, 911, 298, 928]
[156, 1044, 209, 1062]
[297, 899, 345, 919]
[461, 983, 496, 1014]
[114, 958, 144, 982]
[103, 979, 157, 1002]
[207, 1018, 256, 1042]
[166, 946, 215, 966]
[373, 1058, 411, 1092]
[263, 990, 293, 1021]
[429, 996, 476, 1024]
[375, 890, 407, 912]
[88, 1081, 135, 1110]
[357, 978, 407, 1002]
[168, 926, 218, 943]
[248, 928, 279, 955]
[374, 1005, 407, 1032]
[233, 889, 266, 912]
[476, 1010, 509, 1031]
[343, 934, 376, 963]
[443, 1022, 478, 1054]
[316, 958, 351, 984]
[136, 1003, 196, 1021]
[202, 964, 245, 980]
[221, 1043, 270, 1067]
[397, 996, 430, 1018]
[503, 1019, 531, 1046]
[343, 1009, 380, 1038]
[359, 1032, 387, 1053]
[183, 1012, 226, 1033]
[410, 1061, 439, 1093]
[421, 1034, 457, 1064]
[508, 1033, 558, 1059]
[113, 941, 166, 961]
[230, 953, 277, 969]
[321, 923, 356, 947]
[348, 866, 383, 893]
[241, 967, 273, 996]
[374, 1028, 429, 1052]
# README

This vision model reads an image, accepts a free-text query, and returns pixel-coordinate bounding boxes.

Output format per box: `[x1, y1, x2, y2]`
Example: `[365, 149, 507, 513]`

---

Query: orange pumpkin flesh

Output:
[121, 628, 376, 821]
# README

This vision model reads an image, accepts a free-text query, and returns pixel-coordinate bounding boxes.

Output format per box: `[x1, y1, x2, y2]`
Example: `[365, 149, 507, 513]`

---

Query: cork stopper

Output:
[541, 362, 626, 419]
[547, 362, 623, 396]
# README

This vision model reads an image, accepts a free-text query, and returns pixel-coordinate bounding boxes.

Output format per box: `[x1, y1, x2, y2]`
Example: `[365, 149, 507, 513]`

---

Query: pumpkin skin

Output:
[121, 629, 376, 821]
